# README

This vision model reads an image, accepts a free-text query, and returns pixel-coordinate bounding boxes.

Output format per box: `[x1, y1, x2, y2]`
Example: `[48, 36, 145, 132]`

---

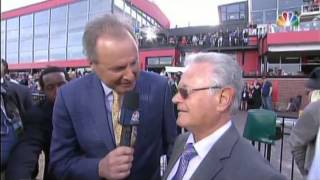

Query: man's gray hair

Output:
[82, 14, 136, 64]
[185, 52, 243, 114]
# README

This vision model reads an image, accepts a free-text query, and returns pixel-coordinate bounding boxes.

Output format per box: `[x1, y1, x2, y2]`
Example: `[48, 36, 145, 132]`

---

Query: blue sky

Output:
[1, 0, 244, 27]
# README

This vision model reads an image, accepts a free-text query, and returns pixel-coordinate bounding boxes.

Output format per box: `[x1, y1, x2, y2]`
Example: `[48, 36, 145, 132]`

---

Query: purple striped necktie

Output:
[172, 143, 198, 180]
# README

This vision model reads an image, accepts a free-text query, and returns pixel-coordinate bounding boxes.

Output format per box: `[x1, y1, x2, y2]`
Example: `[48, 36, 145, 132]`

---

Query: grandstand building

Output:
[1, 0, 172, 70]
[1, 0, 320, 108]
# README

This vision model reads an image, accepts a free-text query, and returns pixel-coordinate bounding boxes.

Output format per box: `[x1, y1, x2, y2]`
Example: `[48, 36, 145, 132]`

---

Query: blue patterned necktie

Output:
[172, 143, 198, 180]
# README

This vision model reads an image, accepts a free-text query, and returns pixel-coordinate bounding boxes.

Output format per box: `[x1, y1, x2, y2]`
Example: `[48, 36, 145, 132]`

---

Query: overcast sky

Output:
[1, 0, 244, 27]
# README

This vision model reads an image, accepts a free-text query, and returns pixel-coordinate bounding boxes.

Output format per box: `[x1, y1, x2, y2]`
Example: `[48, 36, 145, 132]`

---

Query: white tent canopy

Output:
[165, 66, 186, 73]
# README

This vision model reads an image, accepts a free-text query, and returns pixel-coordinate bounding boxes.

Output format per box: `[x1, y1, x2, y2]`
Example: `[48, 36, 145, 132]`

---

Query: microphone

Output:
[119, 91, 139, 147]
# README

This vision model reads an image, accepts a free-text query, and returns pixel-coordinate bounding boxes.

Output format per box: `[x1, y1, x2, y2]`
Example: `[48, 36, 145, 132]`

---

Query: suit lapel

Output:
[87, 73, 115, 150]
[190, 124, 240, 180]
[162, 133, 189, 180]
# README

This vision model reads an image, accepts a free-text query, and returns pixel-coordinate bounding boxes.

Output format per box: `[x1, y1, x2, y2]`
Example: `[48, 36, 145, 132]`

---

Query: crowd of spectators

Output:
[138, 26, 267, 48]
[4, 69, 91, 95]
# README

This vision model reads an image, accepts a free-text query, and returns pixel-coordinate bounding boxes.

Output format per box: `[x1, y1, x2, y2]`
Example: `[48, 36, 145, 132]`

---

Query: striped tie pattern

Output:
[172, 143, 198, 180]
[112, 91, 122, 146]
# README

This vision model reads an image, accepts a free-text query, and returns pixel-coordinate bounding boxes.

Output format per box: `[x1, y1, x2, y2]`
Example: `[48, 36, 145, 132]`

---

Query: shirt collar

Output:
[186, 121, 232, 159]
[100, 81, 113, 97]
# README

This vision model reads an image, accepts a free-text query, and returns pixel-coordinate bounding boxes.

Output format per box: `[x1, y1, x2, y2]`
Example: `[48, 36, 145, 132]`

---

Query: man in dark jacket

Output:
[5, 67, 69, 180]
[1, 59, 32, 173]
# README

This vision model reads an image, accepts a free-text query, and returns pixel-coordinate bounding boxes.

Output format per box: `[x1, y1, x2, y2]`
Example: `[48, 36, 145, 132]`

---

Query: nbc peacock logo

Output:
[276, 11, 300, 27]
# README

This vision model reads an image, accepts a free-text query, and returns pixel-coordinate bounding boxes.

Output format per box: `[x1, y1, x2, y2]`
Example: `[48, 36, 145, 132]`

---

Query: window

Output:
[50, 23, 67, 34]
[34, 37, 48, 51]
[251, 11, 263, 24]
[34, 50, 48, 62]
[69, 1, 88, 18]
[6, 53, 18, 64]
[279, 0, 301, 11]
[20, 39, 33, 52]
[50, 7, 67, 61]
[1, 20, 6, 59]
[89, 0, 111, 17]
[51, 6, 67, 22]
[147, 57, 159, 65]
[281, 58, 300, 75]
[68, 30, 84, 46]
[50, 33, 66, 49]
[20, 27, 33, 39]
[34, 24, 49, 62]
[6, 18, 19, 61]
[1, 20, 6, 32]
[34, 10, 49, 58]
[7, 41, 18, 53]
[266, 57, 302, 76]
[35, 10, 49, 25]
[227, 4, 239, 13]
[50, 47, 66, 60]
[6, 29, 19, 41]
[221, 14, 226, 22]
[114, 0, 124, 9]
[252, 0, 277, 11]
[124, 3, 132, 16]
[228, 12, 239, 20]
[7, 17, 19, 30]
[239, 3, 246, 11]
[265, 10, 277, 24]
[159, 57, 172, 65]
[20, 14, 33, 28]
[19, 51, 33, 63]
[267, 57, 280, 75]
[220, 6, 226, 13]
[240, 12, 246, 19]
[34, 25, 49, 36]
[69, 18, 87, 31]
[67, 46, 84, 59]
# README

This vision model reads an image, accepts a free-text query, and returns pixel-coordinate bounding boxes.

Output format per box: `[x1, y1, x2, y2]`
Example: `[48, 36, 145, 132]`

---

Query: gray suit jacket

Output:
[289, 100, 320, 175]
[163, 124, 286, 180]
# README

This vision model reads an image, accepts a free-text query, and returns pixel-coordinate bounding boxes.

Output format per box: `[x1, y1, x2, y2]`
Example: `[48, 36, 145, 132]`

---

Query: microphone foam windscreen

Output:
[123, 91, 139, 110]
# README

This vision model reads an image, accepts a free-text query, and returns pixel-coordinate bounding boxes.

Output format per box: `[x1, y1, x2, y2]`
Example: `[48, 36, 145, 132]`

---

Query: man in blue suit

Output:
[49, 14, 177, 180]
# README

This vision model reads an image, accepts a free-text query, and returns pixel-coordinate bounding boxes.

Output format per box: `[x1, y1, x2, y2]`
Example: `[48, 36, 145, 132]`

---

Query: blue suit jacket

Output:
[49, 71, 177, 180]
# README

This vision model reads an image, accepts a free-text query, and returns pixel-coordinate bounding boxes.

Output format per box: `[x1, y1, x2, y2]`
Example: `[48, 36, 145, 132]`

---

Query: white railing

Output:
[268, 21, 320, 33]
[301, 3, 320, 15]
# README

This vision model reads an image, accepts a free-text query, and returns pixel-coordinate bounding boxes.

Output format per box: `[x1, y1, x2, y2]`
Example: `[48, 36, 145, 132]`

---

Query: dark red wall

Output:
[8, 59, 89, 70]
[267, 30, 320, 45]
[237, 51, 260, 75]
[139, 48, 177, 70]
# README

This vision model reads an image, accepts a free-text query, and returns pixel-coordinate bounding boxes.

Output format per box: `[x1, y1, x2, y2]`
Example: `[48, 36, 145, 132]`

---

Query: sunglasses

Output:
[177, 86, 222, 99]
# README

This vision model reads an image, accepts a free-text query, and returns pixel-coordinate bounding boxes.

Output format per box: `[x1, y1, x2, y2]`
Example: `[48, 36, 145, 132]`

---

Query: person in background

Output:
[0, 59, 33, 120]
[5, 67, 69, 180]
[251, 79, 262, 109]
[240, 82, 249, 111]
[163, 52, 285, 180]
[49, 14, 177, 180]
[289, 67, 320, 178]
[261, 76, 273, 110]
[1, 59, 32, 175]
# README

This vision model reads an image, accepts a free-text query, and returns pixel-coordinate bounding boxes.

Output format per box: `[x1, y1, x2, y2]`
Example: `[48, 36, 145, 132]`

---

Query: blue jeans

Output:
[262, 96, 273, 110]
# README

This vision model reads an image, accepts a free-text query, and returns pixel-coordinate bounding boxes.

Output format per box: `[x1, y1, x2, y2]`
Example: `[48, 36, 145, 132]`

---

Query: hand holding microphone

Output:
[99, 91, 139, 179]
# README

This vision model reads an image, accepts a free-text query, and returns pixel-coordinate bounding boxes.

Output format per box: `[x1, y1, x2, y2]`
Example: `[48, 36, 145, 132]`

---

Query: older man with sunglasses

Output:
[162, 52, 286, 180]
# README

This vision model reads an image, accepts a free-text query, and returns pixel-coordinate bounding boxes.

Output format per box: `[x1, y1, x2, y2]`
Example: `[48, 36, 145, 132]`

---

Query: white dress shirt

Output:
[167, 121, 232, 180]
